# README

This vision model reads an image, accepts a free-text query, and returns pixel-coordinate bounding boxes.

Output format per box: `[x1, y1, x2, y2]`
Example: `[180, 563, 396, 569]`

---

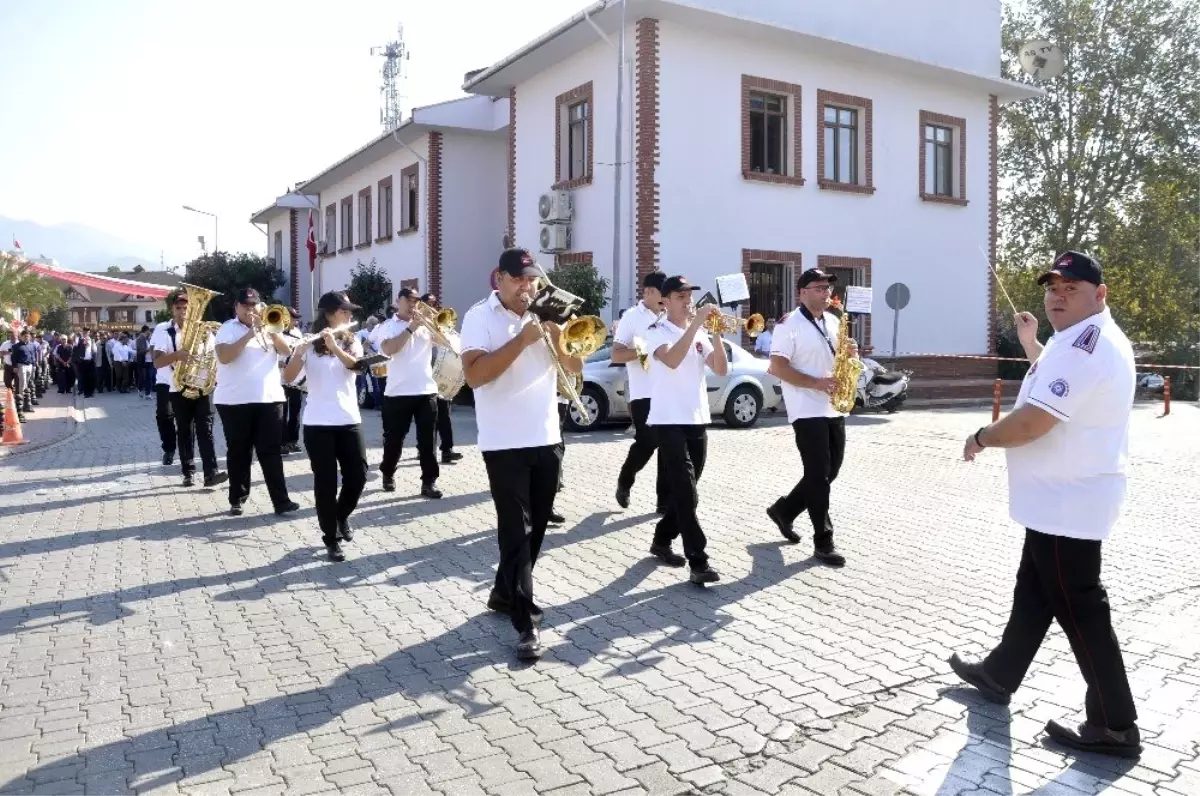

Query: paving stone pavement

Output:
[0, 392, 1197, 796]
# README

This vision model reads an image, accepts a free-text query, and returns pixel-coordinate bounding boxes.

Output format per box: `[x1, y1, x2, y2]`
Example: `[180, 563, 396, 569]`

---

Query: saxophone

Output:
[173, 283, 222, 399]
[828, 300, 863, 414]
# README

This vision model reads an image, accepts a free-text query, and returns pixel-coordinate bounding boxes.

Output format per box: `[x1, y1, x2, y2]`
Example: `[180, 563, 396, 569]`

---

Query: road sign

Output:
[884, 282, 911, 358]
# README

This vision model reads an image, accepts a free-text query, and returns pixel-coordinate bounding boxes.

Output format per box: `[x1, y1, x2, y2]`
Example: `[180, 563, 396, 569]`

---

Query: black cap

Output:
[420, 293, 435, 304]
[397, 287, 418, 300]
[661, 275, 701, 296]
[798, 269, 838, 289]
[642, 270, 667, 292]
[386, 305, 398, 316]
[497, 247, 543, 278]
[316, 291, 362, 313]
[171, 291, 189, 305]
[235, 288, 262, 305]
[287, 307, 300, 319]
[1037, 251, 1103, 286]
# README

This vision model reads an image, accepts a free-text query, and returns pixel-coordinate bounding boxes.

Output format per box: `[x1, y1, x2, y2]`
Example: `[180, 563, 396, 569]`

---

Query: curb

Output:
[0, 391, 88, 460]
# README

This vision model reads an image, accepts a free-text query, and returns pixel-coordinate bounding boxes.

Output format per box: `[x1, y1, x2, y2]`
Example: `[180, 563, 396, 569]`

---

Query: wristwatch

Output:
[974, 427, 987, 448]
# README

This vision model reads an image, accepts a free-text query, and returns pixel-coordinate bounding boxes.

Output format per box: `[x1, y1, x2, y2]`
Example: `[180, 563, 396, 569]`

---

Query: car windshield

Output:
[587, 344, 612, 363]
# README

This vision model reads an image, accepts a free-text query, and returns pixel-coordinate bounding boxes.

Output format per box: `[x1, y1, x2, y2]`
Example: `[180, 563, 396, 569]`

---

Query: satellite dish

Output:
[1019, 40, 1064, 81]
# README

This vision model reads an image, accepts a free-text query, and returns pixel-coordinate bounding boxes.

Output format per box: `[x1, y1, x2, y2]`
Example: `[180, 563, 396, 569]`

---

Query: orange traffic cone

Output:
[2, 388, 27, 445]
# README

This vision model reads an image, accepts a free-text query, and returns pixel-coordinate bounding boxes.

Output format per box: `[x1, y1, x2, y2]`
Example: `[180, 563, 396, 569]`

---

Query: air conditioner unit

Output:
[539, 223, 572, 253]
[538, 190, 573, 224]
[319, 240, 331, 255]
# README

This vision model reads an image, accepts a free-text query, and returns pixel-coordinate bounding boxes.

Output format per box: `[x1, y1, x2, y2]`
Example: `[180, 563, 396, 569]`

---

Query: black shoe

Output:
[326, 541, 346, 562]
[381, 476, 395, 492]
[441, 450, 463, 464]
[338, 518, 354, 542]
[275, 501, 300, 515]
[689, 567, 720, 585]
[649, 544, 686, 567]
[548, 510, 565, 525]
[767, 505, 800, 543]
[204, 471, 229, 488]
[162, 452, 175, 466]
[1044, 720, 1142, 758]
[615, 487, 630, 509]
[656, 504, 667, 515]
[421, 482, 443, 499]
[229, 504, 244, 516]
[516, 628, 543, 661]
[814, 546, 846, 567]
[948, 653, 1012, 705]
[487, 590, 511, 613]
[182, 473, 194, 487]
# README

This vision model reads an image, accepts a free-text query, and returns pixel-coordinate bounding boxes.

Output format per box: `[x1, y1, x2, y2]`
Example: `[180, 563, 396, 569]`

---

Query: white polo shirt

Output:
[645, 319, 715, 426]
[770, 306, 844, 421]
[371, 317, 437, 396]
[460, 292, 560, 452]
[151, 322, 217, 394]
[0, 340, 12, 367]
[300, 338, 363, 426]
[213, 319, 285, 405]
[1006, 308, 1136, 541]
[612, 300, 662, 402]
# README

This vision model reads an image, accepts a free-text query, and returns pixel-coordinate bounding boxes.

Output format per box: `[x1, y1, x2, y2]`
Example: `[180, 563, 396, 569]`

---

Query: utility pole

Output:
[610, 0, 627, 319]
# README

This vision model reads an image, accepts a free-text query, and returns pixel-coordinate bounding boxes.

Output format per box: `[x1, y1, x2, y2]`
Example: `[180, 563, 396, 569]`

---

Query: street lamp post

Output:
[182, 205, 219, 254]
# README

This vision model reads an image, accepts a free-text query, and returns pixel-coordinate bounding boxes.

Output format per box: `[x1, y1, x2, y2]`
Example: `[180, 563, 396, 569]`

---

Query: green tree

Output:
[106, 265, 122, 273]
[547, 258, 610, 318]
[181, 252, 287, 322]
[132, 264, 146, 273]
[345, 259, 392, 322]
[40, 305, 71, 333]
[0, 255, 67, 320]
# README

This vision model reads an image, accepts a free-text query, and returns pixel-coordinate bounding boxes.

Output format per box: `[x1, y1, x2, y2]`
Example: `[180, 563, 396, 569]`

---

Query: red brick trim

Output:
[987, 94, 999, 355]
[553, 81, 594, 190]
[816, 89, 875, 195]
[817, 254, 873, 350]
[288, 209, 299, 311]
[554, 251, 593, 268]
[741, 248, 802, 347]
[399, 163, 420, 234]
[918, 110, 968, 206]
[506, 87, 517, 245]
[741, 75, 804, 186]
[635, 18, 661, 286]
[428, 132, 444, 300]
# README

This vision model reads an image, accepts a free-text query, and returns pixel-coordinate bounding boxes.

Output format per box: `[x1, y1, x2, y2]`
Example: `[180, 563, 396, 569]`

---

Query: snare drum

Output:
[432, 329, 465, 401]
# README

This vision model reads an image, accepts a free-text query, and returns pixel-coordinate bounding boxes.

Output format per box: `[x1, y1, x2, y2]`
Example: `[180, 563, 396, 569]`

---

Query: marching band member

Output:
[612, 270, 668, 512]
[213, 288, 299, 517]
[283, 292, 367, 562]
[371, 288, 442, 499]
[280, 307, 305, 454]
[644, 275, 727, 584]
[951, 252, 1141, 757]
[420, 293, 463, 464]
[150, 292, 228, 488]
[460, 248, 583, 660]
[765, 269, 856, 566]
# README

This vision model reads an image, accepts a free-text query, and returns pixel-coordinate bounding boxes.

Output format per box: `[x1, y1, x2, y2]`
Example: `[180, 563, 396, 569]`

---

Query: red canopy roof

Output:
[21, 260, 174, 299]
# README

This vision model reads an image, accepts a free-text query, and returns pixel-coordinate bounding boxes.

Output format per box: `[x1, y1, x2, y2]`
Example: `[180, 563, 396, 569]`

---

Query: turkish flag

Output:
[306, 211, 317, 272]
[12, 237, 21, 250]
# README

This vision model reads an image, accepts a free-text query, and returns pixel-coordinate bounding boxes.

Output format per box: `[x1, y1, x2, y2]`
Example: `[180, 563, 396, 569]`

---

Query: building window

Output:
[747, 261, 791, 322]
[823, 106, 858, 184]
[340, 196, 353, 251]
[325, 204, 336, 254]
[818, 255, 873, 350]
[919, 111, 968, 205]
[378, 176, 393, 239]
[357, 187, 372, 246]
[817, 90, 874, 194]
[749, 93, 786, 175]
[554, 81, 594, 189]
[145, 310, 153, 323]
[273, 231, 283, 271]
[400, 164, 419, 233]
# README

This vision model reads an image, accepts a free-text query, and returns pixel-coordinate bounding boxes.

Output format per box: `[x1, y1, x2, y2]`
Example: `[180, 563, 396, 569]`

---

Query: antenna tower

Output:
[371, 24, 410, 132]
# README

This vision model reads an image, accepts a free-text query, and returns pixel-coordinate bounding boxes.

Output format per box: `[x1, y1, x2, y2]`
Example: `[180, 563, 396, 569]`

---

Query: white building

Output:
[464, 0, 1039, 370]
[252, 95, 508, 325]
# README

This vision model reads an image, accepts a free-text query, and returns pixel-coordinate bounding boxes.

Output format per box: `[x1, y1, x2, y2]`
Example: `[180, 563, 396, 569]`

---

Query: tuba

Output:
[829, 299, 863, 414]
[173, 283, 222, 399]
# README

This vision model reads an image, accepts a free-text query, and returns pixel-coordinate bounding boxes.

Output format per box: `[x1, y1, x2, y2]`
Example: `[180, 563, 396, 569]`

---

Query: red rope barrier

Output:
[1163, 377, 1172, 417]
[887, 352, 1199, 370]
[992, 379, 1002, 422]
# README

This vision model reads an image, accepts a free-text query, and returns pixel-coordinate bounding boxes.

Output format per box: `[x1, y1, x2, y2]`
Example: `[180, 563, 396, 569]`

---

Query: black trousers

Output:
[773, 416, 846, 549]
[381, 394, 439, 484]
[303, 425, 368, 543]
[653, 425, 709, 570]
[282, 386, 304, 445]
[170, 392, 218, 477]
[98, 361, 112, 392]
[3, 364, 13, 391]
[77, 361, 96, 397]
[617, 398, 668, 507]
[436, 397, 454, 452]
[484, 444, 561, 633]
[155, 383, 176, 454]
[56, 364, 74, 394]
[983, 529, 1137, 729]
[216, 402, 291, 510]
[556, 402, 567, 491]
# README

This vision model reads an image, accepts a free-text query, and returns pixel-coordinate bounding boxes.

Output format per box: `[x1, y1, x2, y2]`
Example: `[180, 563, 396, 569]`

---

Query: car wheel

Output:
[723, 384, 761, 428]
[565, 384, 607, 432]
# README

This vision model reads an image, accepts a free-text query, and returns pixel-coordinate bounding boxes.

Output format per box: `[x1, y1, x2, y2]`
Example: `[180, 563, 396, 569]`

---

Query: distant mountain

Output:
[1, 216, 160, 273]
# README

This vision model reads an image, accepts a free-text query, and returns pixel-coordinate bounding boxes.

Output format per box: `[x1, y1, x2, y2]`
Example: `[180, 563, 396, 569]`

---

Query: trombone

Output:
[410, 300, 459, 352]
[535, 315, 607, 424]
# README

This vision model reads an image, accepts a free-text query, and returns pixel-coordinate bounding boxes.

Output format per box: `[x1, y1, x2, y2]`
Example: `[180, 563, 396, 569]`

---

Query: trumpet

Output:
[699, 310, 766, 338]
[294, 321, 359, 347]
[410, 300, 459, 352]
[250, 302, 292, 347]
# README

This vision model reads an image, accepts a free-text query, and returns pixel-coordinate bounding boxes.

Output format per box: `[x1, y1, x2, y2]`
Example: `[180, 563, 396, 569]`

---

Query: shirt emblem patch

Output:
[1049, 378, 1069, 398]
[695, 342, 704, 354]
[1072, 325, 1100, 354]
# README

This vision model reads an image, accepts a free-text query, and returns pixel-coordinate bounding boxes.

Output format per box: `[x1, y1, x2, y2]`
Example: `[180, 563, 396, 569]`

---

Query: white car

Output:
[564, 339, 783, 431]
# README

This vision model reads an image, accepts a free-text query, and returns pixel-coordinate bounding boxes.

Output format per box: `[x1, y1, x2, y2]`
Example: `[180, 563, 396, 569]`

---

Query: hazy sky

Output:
[0, 0, 591, 267]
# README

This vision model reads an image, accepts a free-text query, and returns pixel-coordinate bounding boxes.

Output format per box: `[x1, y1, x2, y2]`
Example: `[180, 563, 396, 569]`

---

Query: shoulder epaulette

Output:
[1072, 325, 1100, 354]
